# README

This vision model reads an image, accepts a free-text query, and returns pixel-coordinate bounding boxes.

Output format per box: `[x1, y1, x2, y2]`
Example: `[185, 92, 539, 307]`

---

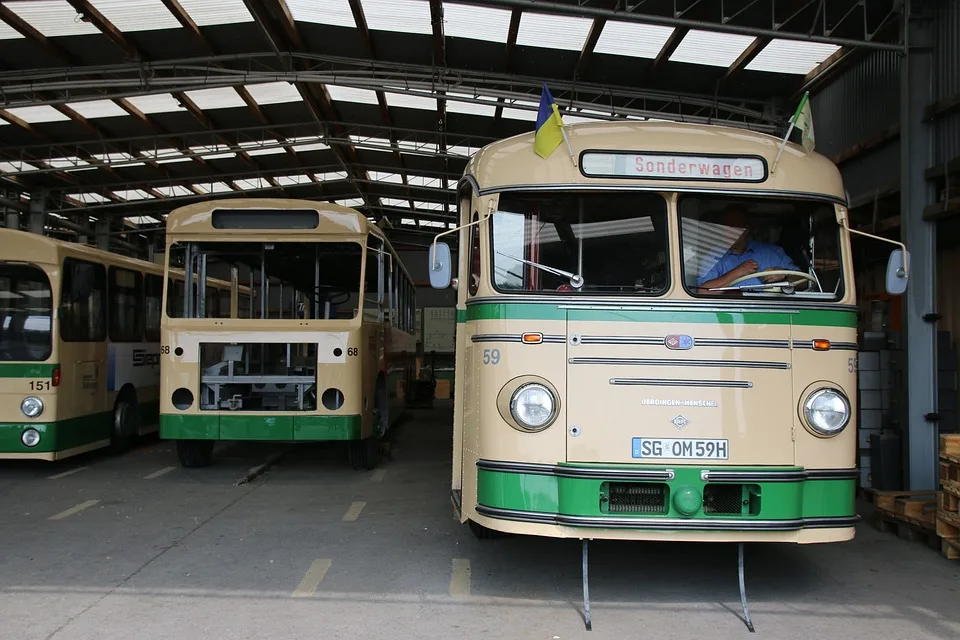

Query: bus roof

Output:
[0, 228, 162, 273]
[462, 121, 845, 203]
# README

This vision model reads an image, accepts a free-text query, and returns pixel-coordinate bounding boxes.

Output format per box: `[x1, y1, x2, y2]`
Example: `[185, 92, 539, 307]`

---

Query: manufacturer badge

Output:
[671, 415, 690, 429]
[665, 334, 694, 350]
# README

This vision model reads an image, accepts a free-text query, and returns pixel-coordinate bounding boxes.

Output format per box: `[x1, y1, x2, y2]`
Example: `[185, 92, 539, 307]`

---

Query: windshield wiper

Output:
[496, 252, 584, 289]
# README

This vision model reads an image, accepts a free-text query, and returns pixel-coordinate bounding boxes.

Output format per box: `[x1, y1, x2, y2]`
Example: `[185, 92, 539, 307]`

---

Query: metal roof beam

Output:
[724, 37, 771, 79]
[574, 18, 606, 82]
[65, 1, 142, 59]
[494, 9, 523, 124]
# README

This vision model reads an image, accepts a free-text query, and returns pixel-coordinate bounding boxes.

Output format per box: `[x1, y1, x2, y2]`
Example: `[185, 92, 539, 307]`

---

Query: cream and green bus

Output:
[428, 121, 908, 626]
[0, 228, 213, 460]
[159, 199, 417, 470]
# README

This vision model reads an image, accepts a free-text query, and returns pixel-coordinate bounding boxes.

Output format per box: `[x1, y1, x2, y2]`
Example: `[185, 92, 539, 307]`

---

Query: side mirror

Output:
[885, 249, 909, 295]
[428, 242, 452, 289]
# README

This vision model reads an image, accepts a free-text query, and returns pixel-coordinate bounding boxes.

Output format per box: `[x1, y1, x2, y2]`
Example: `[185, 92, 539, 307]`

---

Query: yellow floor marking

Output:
[292, 559, 333, 598]
[449, 558, 471, 596]
[49, 499, 100, 521]
[341, 501, 366, 522]
[370, 469, 387, 483]
[144, 466, 175, 480]
[47, 467, 88, 480]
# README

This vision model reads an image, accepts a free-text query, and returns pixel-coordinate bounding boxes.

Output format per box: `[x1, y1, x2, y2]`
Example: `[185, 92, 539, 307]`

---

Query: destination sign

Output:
[580, 152, 767, 183]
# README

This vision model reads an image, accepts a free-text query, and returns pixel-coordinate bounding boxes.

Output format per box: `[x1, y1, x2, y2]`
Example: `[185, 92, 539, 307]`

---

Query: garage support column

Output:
[4, 199, 17, 229]
[900, 2, 938, 491]
[96, 217, 110, 251]
[28, 191, 46, 235]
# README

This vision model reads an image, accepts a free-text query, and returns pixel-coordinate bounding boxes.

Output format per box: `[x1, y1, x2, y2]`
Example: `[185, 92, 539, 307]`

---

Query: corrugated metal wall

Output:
[935, 0, 960, 166]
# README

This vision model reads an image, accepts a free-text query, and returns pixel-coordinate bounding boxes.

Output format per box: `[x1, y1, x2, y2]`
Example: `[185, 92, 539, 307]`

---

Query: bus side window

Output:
[60, 258, 107, 342]
[468, 213, 481, 296]
[108, 266, 143, 342]
[145, 274, 162, 342]
[167, 278, 185, 318]
[218, 288, 231, 319]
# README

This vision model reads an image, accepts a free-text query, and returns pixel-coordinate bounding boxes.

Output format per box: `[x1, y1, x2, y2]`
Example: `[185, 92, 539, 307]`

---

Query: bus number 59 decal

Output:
[848, 357, 858, 372]
[483, 349, 500, 365]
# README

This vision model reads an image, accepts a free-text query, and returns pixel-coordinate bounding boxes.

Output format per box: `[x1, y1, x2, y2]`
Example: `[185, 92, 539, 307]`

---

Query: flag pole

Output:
[771, 91, 808, 175]
[560, 124, 576, 167]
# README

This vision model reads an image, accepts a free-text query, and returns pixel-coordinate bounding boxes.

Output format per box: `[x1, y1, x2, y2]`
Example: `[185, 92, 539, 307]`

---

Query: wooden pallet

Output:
[871, 490, 938, 524]
[873, 508, 942, 550]
[937, 435, 960, 560]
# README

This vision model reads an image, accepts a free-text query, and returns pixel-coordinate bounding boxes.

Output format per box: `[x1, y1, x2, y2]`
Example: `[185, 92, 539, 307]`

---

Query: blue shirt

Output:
[697, 240, 798, 287]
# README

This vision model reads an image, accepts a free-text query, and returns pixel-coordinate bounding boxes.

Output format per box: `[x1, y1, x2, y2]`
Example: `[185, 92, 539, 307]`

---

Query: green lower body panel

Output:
[160, 413, 362, 442]
[0, 411, 112, 455]
[475, 463, 857, 531]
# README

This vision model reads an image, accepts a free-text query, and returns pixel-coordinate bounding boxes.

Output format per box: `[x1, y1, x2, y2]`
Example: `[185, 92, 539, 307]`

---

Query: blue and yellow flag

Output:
[534, 83, 565, 159]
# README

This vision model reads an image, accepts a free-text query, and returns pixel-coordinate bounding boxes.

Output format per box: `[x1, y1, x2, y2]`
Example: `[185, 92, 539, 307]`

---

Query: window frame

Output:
[60, 258, 108, 343]
[108, 266, 144, 343]
[144, 273, 162, 342]
[468, 212, 482, 297]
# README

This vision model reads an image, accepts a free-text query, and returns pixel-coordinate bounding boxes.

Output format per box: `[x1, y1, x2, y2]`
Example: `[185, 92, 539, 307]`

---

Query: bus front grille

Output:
[603, 483, 667, 514]
[703, 484, 761, 515]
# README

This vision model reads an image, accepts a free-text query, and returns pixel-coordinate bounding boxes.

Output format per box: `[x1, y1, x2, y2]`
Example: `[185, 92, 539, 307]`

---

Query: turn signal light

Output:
[813, 339, 831, 351]
[52, 366, 61, 387]
[521, 333, 543, 344]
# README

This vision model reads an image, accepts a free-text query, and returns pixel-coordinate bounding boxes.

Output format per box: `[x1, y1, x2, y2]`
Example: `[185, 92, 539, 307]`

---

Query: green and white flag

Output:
[792, 91, 815, 152]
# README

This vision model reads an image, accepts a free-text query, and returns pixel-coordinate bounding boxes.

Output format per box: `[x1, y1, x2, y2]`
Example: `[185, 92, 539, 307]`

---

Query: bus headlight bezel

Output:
[21, 396, 44, 418]
[21, 428, 41, 447]
[801, 387, 850, 437]
[497, 376, 560, 433]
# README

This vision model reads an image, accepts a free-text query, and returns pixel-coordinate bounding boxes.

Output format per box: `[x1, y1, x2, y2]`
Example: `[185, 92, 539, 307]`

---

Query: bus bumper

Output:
[159, 413, 364, 441]
[0, 417, 111, 460]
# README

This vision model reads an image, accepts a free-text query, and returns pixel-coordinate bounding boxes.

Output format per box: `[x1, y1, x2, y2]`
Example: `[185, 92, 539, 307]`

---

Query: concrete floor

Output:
[1, 404, 958, 640]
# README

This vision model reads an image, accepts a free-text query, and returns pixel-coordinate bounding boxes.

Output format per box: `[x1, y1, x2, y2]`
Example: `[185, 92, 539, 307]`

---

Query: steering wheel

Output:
[726, 269, 819, 292]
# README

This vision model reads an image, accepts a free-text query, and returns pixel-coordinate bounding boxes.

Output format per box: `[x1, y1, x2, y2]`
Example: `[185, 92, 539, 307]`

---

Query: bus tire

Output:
[176, 440, 214, 468]
[348, 437, 381, 470]
[108, 399, 137, 454]
[468, 519, 499, 540]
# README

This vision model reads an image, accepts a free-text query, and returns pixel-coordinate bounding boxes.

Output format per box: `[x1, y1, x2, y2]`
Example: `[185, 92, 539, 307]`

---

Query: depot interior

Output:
[2, 0, 960, 633]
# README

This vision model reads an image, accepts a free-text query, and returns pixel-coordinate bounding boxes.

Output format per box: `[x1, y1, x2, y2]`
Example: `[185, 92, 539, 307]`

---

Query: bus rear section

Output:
[159, 200, 416, 469]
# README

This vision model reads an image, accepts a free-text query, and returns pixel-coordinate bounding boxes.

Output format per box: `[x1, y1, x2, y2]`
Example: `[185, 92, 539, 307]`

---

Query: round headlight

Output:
[21, 428, 41, 447]
[21, 396, 44, 418]
[802, 388, 850, 436]
[509, 383, 557, 431]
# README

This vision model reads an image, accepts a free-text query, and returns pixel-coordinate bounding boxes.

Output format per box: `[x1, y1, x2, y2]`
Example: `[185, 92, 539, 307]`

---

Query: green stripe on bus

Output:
[0, 363, 59, 378]
[0, 411, 111, 454]
[160, 413, 363, 441]
[476, 467, 855, 521]
[463, 303, 857, 327]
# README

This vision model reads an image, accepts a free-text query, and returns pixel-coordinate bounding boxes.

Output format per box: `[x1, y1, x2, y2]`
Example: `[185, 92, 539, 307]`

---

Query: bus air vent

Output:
[603, 482, 667, 514]
[703, 484, 761, 515]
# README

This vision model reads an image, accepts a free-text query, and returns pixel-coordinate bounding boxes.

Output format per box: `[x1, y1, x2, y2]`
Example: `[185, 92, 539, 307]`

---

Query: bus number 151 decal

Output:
[483, 349, 500, 365]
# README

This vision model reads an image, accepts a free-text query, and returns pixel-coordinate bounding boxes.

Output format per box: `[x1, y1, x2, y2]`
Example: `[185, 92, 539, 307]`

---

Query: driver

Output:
[696, 208, 799, 292]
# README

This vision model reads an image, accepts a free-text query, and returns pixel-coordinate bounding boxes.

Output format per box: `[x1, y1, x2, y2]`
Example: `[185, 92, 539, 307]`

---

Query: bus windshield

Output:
[0, 263, 53, 361]
[679, 195, 844, 300]
[491, 191, 669, 294]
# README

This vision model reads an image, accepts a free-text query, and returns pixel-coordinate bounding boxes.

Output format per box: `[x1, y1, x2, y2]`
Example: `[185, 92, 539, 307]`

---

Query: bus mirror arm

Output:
[428, 214, 490, 290]
[840, 218, 910, 295]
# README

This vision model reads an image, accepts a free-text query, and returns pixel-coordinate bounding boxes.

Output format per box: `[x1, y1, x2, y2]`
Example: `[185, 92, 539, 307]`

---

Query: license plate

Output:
[632, 437, 729, 460]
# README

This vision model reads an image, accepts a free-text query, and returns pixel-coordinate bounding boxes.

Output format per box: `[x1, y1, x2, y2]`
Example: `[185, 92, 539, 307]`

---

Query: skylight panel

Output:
[235, 178, 271, 190]
[154, 185, 193, 197]
[408, 175, 442, 188]
[414, 201, 445, 211]
[291, 142, 328, 153]
[243, 139, 288, 156]
[315, 171, 348, 182]
[287, 0, 355, 27]
[65, 100, 129, 119]
[113, 189, 154, 201]
[370, 172, 404, 184]
[400, 218, 416, 226]
[594, 21, 674, 59]
[381, 198, 409, 207]
[124, 216, 159, 225]
[446, 98, 496, 117]
[447, 145, 479, 157]
[419, 219, 446, 228]
[386, 93, 437, 112]
[516, 12, 592, 51]
[335, 198, 364, 208]
[326, 85, 379, 105]
[0, 20, 24, 40]
[48, 157, 90, 169]
[363, 0, 432, 35]
[502, 107, 537, 122]
[68, 193, 109, 204]
[276, 174, 313, 186]
[4, 106, 70, 124]
[178, 0, 253, 26]
[244, 82, 303, 105]
[186, 87, 247, 110]
[6, 1, 102, 37]
[89, 0, 182, 32]
[91, 152, 137, 163]
[745, 40, 841, 75]
[443, 2, 511, 42]
[141, 148, 192, 164]
[192, 182, 234, 194]
[670, 30, 755, 68]
[126, 93, 185, 114]
[0, 161, 38, 173]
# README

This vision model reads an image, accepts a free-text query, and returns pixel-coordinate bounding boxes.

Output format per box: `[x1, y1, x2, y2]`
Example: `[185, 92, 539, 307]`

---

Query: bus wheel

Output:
[468, 519, 499, 540]
[348, 437, 381, 470]
[108, 399, 137, 454]
[176, 440, 214, 468]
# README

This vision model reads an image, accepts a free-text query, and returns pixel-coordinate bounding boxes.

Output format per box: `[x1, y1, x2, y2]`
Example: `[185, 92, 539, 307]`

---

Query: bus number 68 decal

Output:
[483, 349, 500, 365]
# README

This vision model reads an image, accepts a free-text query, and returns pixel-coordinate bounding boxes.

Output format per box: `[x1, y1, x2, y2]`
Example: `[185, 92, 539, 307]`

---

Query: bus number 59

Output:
[483, 349, 500, 365]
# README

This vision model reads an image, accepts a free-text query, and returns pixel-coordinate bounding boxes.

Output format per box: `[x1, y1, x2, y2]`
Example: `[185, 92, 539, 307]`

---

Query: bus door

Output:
[564, 311, 796, 467]
[59, 259, 108, 430]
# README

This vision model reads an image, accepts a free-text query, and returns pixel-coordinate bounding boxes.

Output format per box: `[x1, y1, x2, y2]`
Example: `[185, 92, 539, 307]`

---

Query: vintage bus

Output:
[0, 228, 241, 461]
[159, 199, 417, 470]
[428, 121, 909, 546]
